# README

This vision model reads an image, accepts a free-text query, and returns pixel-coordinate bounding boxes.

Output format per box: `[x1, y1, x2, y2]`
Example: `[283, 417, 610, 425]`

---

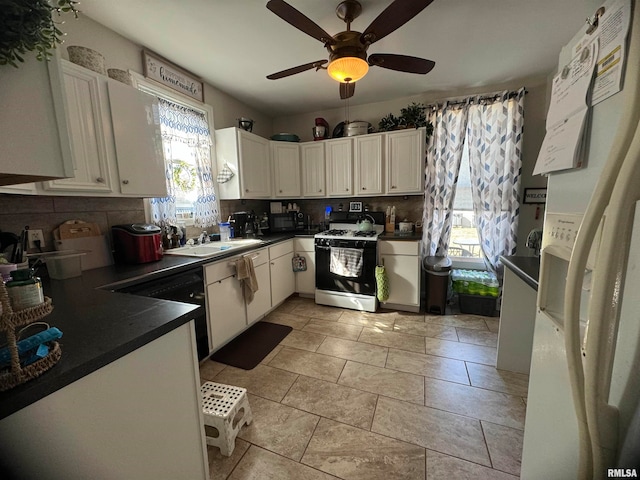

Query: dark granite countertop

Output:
[500, 255, 540, 291]
[379, 232, 422, 241]
[0, 234, 299, 419]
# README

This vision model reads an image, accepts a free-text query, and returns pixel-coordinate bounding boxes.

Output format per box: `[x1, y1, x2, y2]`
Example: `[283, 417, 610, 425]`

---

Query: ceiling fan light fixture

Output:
[327, 56, 369, 83]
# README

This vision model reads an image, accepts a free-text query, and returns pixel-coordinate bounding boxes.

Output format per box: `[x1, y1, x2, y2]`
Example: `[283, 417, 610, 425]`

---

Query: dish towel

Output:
[330, 247, 363, 277]
[376, 265, 389, 302]
[235, 255, 259, 303]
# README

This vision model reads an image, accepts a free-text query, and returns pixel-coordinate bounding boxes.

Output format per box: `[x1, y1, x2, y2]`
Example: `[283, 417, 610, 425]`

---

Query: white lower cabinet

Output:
[378, 240, 421, 312]
[204, 240, 295, 352]
[294, 237, 315, 295]
[269, 240, 295, 307]
[204, 257, 246, 351]
[245, 248, 272, 325]
[0, 323, 208, 480]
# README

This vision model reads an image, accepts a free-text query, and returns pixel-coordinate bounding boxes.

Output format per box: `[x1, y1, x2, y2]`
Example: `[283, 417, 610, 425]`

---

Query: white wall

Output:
[273, 76, 549, 255]
[60, 15, 273, 138]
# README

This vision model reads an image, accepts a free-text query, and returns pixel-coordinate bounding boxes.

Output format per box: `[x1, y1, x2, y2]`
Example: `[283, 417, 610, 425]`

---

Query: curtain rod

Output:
[428, 88, 528, 108]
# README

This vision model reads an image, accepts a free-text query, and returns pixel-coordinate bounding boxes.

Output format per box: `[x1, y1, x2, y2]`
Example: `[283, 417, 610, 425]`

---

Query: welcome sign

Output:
[142, 50, 204, 102]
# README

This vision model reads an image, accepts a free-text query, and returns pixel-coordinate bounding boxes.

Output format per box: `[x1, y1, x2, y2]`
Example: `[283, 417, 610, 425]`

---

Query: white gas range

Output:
[314, 212, 385, 312]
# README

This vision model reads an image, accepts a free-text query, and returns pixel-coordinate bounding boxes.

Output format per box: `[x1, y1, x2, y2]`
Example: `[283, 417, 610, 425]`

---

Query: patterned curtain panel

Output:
[421, 102, 469, 256]
[467, 88, 525, 272]
[148, 98, 219, 228]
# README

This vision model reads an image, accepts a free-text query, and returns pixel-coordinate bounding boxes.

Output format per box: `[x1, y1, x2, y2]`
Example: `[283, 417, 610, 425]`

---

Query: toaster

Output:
[112, 224, 163, 264]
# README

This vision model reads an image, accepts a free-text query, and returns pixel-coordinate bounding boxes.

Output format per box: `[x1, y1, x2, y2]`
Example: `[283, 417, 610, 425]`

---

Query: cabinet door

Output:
[271, 142, 300, 198]
[108, 80, 167, 197]
[270, 253, 295, 306]
[326, 138, 353, 196]
[295, 252, 316, 295]
[238, 130, 271, 198]
[0, 183, 37, 195]
[0, 53, 73, 185]
[44, 62, 114, 193]
[386, 128, 425, 194]
[246, 262, 272, 325]
[300, 142, 326, 197]
[207, 275, 246, 351]
[379, 254, 421, 307]
[354, 134, 383, 195]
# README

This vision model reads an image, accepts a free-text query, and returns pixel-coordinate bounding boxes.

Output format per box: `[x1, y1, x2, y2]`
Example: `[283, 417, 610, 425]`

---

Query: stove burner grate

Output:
[353, 231, 377, 237]
[323, 229, 348, 236]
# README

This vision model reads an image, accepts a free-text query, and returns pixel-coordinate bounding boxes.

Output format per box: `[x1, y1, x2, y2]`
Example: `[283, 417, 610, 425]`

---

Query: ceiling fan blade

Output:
[267, 0, 336, 45]
[340, 82, 355, 99]
[368, 53, 435, 74]
[360, 0, 434, 45]
[267, 60, 328, 80]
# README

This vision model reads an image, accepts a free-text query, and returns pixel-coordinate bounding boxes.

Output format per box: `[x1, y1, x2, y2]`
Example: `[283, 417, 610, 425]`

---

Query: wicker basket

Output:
[0, 282, 61, 391]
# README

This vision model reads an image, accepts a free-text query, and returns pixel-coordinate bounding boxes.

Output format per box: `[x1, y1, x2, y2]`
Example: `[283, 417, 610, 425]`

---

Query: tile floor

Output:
[199, 296, 529, 480]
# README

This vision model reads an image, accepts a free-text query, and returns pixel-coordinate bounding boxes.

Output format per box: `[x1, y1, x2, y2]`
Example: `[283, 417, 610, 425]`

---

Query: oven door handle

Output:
[315, 245, 332, 250]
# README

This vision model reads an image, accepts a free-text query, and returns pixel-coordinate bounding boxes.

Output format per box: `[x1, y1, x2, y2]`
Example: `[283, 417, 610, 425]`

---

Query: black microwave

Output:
[270, 212, 305, 232]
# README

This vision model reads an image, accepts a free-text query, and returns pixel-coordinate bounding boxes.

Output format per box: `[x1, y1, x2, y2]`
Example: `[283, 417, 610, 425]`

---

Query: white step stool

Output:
[200, 382, 253, 456]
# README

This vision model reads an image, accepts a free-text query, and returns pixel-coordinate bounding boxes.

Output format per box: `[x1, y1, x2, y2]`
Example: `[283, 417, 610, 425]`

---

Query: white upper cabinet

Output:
[41, 60, 165, 197]
[385, 127, 426, 194]
[44, 61, 114, 193]
[300, 142, 325, 197]
[0, 53, 73, 186]
[326, 138, 353, 197]
[107, 80, 166, 196]
[354, 134, 383, 195]
[216, 127, 272, 199]
[271, 141, 300, 198]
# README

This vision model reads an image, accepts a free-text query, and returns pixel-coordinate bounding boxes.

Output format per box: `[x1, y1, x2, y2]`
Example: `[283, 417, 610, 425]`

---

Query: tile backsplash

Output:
[0, 193, 424, 255]
[0, 194, 145, 252]
[220, 195, 424, 229]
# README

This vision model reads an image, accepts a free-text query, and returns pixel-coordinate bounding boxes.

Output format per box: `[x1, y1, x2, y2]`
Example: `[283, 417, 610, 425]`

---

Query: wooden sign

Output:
[523, 188, 547, 204]
[142, 49, 204, 101]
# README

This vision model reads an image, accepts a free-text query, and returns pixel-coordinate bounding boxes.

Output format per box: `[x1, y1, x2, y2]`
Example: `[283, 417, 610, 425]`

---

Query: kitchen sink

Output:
[163, 238, 264, 258]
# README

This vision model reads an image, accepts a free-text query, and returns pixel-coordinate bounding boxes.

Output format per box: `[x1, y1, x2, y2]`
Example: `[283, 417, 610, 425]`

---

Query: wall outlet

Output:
[27, 229, 45, 249]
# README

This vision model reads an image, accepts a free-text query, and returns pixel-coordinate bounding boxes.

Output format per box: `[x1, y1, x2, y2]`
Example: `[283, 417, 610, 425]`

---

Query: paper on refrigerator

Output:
[533, 39, 599, 176]
[571, 0, 631, 105]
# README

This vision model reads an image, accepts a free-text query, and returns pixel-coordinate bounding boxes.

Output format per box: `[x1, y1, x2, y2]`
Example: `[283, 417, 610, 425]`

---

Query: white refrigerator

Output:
[521, 0, 640, 478]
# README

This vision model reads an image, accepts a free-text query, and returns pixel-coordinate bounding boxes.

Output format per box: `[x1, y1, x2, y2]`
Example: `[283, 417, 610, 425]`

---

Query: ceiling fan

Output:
[266, 0, 436, 99]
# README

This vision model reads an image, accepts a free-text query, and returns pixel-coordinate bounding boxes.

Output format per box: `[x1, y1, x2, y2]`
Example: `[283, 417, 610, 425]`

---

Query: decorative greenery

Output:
[378, 113, 401, 132]
[377, 102, 433, 140]
[0, 0, 79, 68]
[172, 159, 196, 193]
[400, 102, 428, 128]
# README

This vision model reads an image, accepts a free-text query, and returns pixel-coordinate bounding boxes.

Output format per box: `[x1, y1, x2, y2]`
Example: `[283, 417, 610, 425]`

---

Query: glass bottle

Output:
[6, 268, 44, 311]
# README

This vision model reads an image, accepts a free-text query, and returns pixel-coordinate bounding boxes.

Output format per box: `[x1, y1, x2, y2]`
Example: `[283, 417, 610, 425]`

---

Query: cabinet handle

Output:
[279, 189, 283, 193]
[96, 177, 105, 183]
[345, 188, 349, 191]
[245, 188, 249, 192]
[362, 187, 366, 190]
[122, 179, 129, 185]
[391, 185, 397, 189]
[318, 189, 322, 192]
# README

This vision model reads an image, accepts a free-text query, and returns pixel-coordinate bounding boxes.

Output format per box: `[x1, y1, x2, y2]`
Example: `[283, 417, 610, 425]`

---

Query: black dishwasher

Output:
[117, 268, 209, 360]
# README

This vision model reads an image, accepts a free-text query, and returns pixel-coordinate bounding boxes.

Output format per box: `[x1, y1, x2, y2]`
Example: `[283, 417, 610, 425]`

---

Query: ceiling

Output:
[79, 0, 586, 117]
